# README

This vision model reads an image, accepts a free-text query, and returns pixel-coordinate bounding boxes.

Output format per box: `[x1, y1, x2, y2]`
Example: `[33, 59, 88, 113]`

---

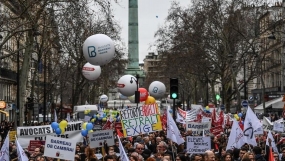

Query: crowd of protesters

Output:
[1, 112, 285, 161]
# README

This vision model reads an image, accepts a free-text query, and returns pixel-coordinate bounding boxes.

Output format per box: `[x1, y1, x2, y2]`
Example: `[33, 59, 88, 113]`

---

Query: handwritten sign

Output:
[186, 136, 211, 154]
[120, 103, 162, 137]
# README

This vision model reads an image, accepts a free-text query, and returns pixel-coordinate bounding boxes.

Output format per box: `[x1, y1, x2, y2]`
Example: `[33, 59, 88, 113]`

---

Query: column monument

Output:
[125, 0, 144, 78]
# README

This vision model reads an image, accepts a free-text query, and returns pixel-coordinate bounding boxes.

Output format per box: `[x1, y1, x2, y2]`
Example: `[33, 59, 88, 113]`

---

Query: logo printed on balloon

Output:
[149, 81, 166, 98]
[83, 34, 115, 66]
[88, 46, 96, 57]
[153, 87, 158, 93]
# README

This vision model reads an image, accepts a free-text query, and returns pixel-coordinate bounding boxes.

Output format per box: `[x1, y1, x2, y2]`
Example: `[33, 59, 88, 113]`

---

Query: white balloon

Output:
[100, 94, 108, 102]
[119, 94, 128, 100]
[128, 95, 135, 103]
[82, 63, 101, 80]
[83, 34, 115, 66]
[167, 95, 173, 103]
[149, 81, 166, 98]
[117, 75, 138, 97]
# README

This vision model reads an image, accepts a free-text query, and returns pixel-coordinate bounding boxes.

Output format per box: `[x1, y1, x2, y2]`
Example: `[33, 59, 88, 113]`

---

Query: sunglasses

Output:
[136, 148, 144, 150]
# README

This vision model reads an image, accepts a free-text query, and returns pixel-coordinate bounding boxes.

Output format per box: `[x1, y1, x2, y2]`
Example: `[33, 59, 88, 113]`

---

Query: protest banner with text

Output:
[186, 136, 211, 154]
[120, 103, 162, 137]
[43, 135, 76, 160]
[88, 130, 115, 148]
[17, 121, 83, 148]
[186, 122, 211, 135]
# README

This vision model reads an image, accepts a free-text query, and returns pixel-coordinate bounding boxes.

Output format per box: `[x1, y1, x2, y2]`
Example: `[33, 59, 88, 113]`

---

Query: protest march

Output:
[1, 102, 285, 161]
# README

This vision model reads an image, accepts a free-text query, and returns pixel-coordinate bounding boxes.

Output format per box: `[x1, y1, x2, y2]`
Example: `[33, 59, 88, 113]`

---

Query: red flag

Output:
[269, 147, 274, 161]
[116, 129, 124, 138]
[102, 120, 112, 130]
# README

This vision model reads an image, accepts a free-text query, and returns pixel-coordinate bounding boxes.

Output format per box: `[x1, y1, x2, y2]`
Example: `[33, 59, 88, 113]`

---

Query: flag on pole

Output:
[16, 139, 29, 161]
[167, 107, 185, 145]
[118, 135, 129, 161]
[176, 112, 186, 124]
[226, 120, 245, 150]
[54, 109, 57, 122]
[117, 129, 124, 138]
[243, 106, 262, 146]
[266, 131, 279, 155]
[268, 147, 274, 161]
[0, 132, 9, 160]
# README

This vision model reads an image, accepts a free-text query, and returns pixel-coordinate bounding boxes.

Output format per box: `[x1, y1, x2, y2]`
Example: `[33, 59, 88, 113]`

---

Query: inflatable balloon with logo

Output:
[83, 34, 115, 66]
[138, 88, 148, 102]
[82, 63, 101, 80]
[117, 75, 138, 97]
[100, 94, 108, 103]
[148, 81, 166, 98]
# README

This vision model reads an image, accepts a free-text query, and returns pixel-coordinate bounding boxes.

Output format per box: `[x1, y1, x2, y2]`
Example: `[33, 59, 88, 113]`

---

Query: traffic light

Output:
[27, 97, 34, 110]
[170, 78, 179, 99]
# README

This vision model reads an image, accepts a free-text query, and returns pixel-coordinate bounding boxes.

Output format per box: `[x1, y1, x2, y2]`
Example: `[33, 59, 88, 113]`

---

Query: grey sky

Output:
[111, 0, 191, 63]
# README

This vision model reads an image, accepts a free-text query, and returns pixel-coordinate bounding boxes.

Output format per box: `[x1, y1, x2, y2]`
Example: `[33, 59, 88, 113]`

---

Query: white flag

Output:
[226, 120, 245, 150]
[243, 106, 261, 146]
[118, 135, 129, 161]
[66, 113, 70, 122]
[266, 131, 279, 154]
[0, 132, 9, 161]
[167, 107, 185, 145]
[176, 112, 186, 124]
[16, 139, 29, 161]
[54, 110, 57, 122]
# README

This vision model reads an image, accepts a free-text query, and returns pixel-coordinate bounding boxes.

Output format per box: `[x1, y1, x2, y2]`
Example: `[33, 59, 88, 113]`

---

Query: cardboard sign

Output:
[186, 122, 211, 135]
[186, 136, 211, 154]
[120, 104, 162, 137]
[88, 130, 115, 148]
[43, 135, 76, 160]
[17, 121, 83, 148]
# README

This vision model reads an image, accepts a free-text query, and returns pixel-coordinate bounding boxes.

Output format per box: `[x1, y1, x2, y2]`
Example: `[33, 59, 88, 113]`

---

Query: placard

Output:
[43, 135, 76, 160]
[28, 140, 45, 152]
[9, 131, 16, 141]
[120, 103, 162, 137]
[273, 122, 284, 132]
[88, 130, 115, 148]
[186, 136, 211, 154]
[17, 121, 83, 148]
[186, 122, 211, 135]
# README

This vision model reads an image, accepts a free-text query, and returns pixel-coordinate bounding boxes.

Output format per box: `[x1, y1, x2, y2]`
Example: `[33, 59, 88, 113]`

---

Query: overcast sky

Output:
[110, 0, 192, 63]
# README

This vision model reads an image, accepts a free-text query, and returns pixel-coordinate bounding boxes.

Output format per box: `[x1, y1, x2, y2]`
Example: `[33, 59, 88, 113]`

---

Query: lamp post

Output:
[17, 38, 20, 126]
[130, 74, 140, 108]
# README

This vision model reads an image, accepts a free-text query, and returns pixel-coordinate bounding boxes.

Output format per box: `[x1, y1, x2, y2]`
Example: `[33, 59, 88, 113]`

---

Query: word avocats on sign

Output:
[20, 127, 51, 136]
[19, 123, 82, 136]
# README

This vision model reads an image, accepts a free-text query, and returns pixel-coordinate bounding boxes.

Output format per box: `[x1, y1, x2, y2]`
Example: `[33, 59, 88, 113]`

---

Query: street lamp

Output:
[130, 74, 140, 108]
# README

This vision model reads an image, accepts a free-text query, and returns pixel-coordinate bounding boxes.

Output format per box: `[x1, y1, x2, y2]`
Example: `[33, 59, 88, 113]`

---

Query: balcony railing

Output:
[0, 68, 17, 82]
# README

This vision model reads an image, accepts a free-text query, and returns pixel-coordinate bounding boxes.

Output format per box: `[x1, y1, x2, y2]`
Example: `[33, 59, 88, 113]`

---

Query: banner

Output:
[120, 104, 162, 137]
[88, 130, 115, 148]
[17, 121, 83, 148]
[186, 122, 211, 135]
[186, 136, 210, 154]
[43, 135, 76, 160]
